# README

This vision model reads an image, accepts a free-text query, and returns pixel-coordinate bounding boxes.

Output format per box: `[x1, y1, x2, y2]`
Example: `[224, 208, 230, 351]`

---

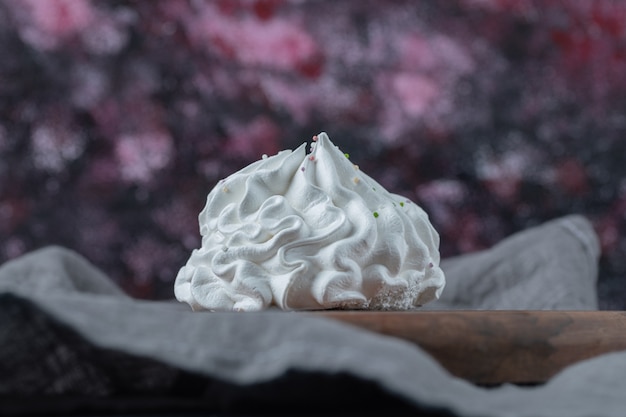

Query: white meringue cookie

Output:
[175, 132, 445, 311]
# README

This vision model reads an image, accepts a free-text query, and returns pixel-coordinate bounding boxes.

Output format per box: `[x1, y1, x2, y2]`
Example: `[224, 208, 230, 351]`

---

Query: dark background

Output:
[1, 0, 625, 308]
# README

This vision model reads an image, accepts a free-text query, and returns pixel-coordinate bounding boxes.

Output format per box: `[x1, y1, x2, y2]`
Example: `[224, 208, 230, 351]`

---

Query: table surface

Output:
[312, 310, 626, 385]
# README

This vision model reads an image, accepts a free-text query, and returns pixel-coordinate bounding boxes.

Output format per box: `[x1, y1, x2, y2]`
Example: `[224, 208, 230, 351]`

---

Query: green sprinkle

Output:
[373, 211, 379, 218]
[399, 202, 404, 207]
[372, 187, 376, 191]
[344, 153, 350, 158]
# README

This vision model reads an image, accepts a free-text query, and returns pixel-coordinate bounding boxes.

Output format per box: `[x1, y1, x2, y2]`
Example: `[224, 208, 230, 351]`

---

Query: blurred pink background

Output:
[1, 0, 625, 307]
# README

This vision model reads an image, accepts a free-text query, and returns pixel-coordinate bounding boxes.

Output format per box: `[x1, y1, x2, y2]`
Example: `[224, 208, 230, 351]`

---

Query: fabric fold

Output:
[2, 214, 625, 417]
[427, 214, 599, 310]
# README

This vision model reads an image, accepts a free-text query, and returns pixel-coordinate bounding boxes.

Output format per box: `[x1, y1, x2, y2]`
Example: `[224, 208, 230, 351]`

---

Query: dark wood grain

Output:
[312, 311, 626, 385]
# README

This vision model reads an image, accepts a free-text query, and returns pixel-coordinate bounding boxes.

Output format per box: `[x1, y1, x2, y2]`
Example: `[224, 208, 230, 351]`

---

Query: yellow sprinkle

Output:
[222, 187, 229, 193]
[353, 164, 359, 170]
[353, 177, 360, 184]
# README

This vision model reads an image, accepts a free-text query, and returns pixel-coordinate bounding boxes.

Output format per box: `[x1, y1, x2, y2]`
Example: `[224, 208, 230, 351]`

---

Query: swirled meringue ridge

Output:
[174, 132, 445, 311]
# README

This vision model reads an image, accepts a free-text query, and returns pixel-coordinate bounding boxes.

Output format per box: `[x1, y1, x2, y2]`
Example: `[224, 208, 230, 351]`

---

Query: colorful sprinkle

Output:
[309, 155, 315, 161]
[344, 153, 350, 158]
[354, 164, 359, 170]
[262, 154, 268, 159]
[399, 202, 404, 207]
[373, 211, 379, 218]
[222, 186, 229, 193]
[428, 262, 434, 268]
[353, 177, 360, 184]
[312, 135, 318, 142]
[301, 167, 305, 172]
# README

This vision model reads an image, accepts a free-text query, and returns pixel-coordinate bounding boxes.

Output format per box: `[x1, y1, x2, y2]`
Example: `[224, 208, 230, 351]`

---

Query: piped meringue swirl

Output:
[175, 132, 445, 311]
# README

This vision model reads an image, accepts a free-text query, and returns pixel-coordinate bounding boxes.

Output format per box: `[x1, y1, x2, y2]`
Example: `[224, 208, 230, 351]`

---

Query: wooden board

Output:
[313, 310, 626, 385]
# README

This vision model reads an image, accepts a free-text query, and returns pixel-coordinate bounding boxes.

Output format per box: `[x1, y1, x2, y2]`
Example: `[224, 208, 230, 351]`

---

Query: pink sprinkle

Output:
[308, 155, 315, 161]
[312, 135, 318, 142]
[428, 262, 433, 268]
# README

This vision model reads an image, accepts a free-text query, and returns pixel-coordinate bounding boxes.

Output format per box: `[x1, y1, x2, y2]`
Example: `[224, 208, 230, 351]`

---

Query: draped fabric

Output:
[4, 215, 625, 417]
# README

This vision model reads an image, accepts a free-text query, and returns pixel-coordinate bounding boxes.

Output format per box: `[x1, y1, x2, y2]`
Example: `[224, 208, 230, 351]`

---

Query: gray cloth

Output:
[2, 214, 625, 416]
[429, 213, 600, 310]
